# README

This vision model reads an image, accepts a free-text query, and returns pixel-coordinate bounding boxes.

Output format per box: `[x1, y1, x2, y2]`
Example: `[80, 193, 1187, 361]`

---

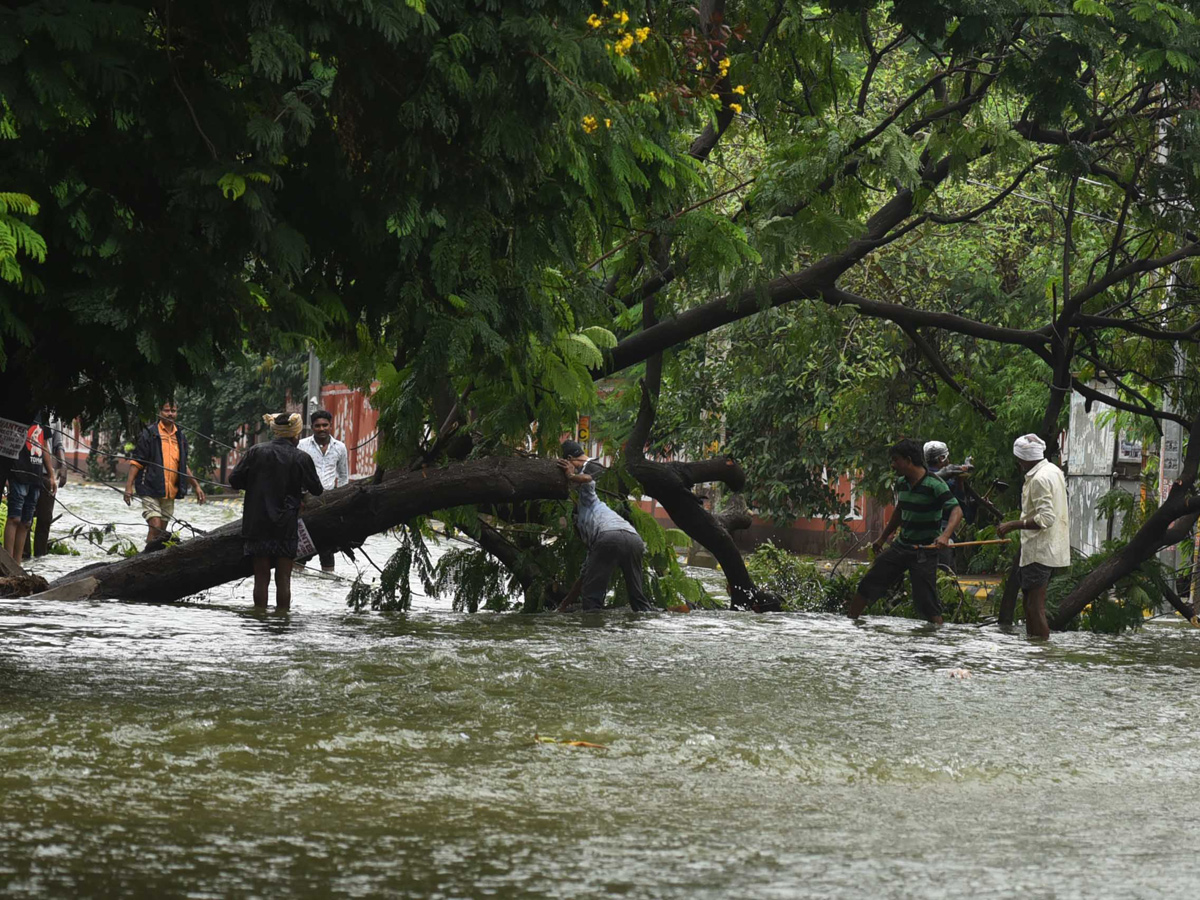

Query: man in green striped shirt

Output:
[848, 439, 963, 624]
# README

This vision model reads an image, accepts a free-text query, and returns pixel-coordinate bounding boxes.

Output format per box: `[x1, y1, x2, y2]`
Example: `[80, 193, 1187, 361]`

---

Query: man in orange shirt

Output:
[123, 400, 206, 550]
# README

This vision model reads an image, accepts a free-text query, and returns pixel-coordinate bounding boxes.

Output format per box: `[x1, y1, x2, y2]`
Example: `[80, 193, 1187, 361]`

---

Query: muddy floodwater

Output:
[3, 484, 1200, 898]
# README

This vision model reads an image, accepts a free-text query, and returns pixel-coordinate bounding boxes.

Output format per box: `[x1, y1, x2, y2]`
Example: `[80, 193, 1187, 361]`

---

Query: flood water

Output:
[3, 485, 1200, 898]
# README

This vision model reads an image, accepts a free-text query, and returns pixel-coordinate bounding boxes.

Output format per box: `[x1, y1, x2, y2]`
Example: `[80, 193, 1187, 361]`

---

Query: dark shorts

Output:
[244, 538, 299, 559]
[6, 479, 41, 525]
[856, 542, 941, 619]
[1019, 562, 1054, 591]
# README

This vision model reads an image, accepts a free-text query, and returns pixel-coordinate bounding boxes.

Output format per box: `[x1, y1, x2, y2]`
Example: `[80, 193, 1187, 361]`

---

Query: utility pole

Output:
[306, 346, 322, 433]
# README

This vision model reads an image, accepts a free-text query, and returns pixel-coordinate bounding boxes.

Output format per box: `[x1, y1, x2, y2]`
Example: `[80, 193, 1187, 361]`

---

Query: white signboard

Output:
[296, 518, 316, 559]
[0, 417, 27, 460]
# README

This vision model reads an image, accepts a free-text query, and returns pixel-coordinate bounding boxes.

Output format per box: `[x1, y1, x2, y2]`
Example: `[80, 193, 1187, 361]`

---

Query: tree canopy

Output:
[6, 0, 1200, 619]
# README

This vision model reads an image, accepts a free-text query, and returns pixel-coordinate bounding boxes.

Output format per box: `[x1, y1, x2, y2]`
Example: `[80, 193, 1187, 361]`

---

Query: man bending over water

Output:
[847, 439, 962, 624]
[229, 413, 324, 611]
[557, 440, 654, 612]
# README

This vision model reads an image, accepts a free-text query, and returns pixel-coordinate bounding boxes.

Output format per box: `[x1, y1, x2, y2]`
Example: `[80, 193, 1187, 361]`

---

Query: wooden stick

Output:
[919, 539, 1012, 549]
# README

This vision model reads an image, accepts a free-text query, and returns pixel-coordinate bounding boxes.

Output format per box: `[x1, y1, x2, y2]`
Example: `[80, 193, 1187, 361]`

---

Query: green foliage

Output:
[430, 546, 517, 613]
[175, 350, 308, 477]
[346, 523, 435, 612]
[744, 542, 838, 612]
[1046, 544, 1174, 633]
[46, 538, 80, 556]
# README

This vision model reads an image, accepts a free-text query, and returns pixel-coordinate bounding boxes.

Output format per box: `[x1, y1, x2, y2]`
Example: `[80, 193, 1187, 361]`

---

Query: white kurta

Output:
[1019, 459, 1071, 568]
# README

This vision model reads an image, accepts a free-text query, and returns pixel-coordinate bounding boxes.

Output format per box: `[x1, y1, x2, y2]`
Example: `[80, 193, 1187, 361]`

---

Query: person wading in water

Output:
[557, 440, 654, 612]
[123, 400, 206, 551]
[228, 413, 324, 611]
[996, 434, 1070, 640]
[847, 439, 963, 624]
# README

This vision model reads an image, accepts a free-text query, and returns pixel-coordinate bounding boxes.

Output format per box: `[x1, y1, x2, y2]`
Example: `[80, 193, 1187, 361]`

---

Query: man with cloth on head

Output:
[228, 413, 324, 611]
[298, 408, 349, 572]
[847, 439, 963, 624]
[997, 434, 1069, 640]
[123, 399, 206, 551]
[556, 440, 654, 612]
[923, 439, 974, 571]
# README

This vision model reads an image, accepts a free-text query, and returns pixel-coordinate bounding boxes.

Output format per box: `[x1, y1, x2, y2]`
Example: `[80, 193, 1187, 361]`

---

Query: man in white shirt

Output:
[997, 434, 1070, 639]
[298, 409, 349, 572]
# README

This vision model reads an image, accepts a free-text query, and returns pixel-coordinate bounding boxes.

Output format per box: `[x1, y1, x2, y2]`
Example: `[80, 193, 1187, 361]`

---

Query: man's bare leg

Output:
[252, 556, 272, 609]
[3, 519, 19, 559]
[146, 516, 168, 548]
[7, 522, 31, 564]
[274, 558, 294, 611]
[847, 593, 868, 619]
[1022, 585, 1050, 639]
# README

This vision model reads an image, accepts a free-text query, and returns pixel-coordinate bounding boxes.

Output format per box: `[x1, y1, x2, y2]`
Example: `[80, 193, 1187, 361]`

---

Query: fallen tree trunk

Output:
[1050, 413, 1200, 630]
[49, 457, 570, 603]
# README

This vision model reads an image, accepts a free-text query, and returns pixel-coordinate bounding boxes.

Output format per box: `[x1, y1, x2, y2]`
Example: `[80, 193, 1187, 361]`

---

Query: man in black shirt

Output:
[228, 413, 323, 611]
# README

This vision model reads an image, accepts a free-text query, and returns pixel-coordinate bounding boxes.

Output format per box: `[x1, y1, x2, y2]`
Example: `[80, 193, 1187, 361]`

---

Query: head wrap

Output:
[263, 412, 303, 439]
[561, 439, 586, 459]
[1013, 434, 1046, 462]
[923, 440, 949, 465]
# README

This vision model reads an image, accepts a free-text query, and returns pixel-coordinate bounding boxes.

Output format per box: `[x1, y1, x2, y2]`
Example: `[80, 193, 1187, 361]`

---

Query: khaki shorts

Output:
[140, 496, 175, 522]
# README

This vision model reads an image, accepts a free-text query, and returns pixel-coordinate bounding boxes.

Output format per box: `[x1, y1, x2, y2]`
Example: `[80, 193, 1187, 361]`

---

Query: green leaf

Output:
[217, 174, 246, 201]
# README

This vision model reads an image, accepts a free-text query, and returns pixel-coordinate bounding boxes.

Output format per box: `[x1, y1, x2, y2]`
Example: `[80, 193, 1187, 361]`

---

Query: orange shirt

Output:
[159, 421, 180, 499]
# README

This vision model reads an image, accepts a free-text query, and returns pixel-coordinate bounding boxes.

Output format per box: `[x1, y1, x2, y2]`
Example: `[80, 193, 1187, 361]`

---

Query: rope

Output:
[44, 422, 233, 491]
[50, 454, 208, 537]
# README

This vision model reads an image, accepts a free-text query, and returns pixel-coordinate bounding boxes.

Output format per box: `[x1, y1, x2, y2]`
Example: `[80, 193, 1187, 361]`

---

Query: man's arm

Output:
[42, 447, 57, 496]
[873, 505, 903, 552]
[186, 466, 206, 504]
[123, 429, 148, 506]
[998, 475, 1054, 536]
[336, 443, 349, 488]
[227, 451, 251, 491]
[935, 505, 963, 548]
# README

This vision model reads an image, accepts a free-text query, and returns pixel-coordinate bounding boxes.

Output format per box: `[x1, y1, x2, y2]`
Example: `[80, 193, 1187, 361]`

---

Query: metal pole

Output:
[305, 347, 322, 433]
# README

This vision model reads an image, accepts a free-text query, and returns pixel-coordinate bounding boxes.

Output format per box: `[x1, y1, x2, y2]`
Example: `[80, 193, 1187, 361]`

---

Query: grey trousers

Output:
[580, 530, 652, 611]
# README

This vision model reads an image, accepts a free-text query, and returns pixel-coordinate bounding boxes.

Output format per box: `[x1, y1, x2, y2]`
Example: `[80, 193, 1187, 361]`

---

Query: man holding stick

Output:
[997, 435, 1069, 640]
[847, 439, 963, 624]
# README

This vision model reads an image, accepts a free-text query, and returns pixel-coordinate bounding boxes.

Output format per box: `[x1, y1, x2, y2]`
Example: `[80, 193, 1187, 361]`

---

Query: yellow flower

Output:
[613, 10, 629, 24]
[582, 115, 599, 134]
[601, 0, 609, 5]
[709, 92, 720, 100]
[695, 60, 705, 71]
[645, 90, 658, 101]
[718, 57, 731, 75]
[732, 84, 746, 95]
[729, 102, 742, 114]
[614, 32, 634, 55]
[635, 26, 650, 42]
[586, 13, 603, 27]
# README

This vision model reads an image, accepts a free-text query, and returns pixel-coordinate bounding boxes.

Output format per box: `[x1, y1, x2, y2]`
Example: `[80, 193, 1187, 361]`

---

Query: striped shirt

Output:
[895, 472, 959, 546]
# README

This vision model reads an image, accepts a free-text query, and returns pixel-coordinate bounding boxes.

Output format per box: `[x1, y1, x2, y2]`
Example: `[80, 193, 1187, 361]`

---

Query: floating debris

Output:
[535, 734, 608, 749]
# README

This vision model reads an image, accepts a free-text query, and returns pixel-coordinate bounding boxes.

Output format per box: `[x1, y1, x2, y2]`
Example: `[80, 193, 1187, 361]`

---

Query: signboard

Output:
[297, 519, 316, 559]
[1160, 423, 1183, 504]
[577, 416, 590, 443]
[1117, 436, 1143, 464]
[0, 417, 27, 460]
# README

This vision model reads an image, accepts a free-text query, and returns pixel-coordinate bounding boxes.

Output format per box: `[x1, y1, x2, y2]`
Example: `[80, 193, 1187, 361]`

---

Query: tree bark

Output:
[624, 293, 780, 611]
[49, 457, 570, 603]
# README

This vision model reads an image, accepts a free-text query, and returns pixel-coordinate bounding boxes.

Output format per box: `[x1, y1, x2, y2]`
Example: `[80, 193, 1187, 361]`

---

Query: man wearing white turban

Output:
[228, 413, 324, 611]
[997, 434, 1070, 639]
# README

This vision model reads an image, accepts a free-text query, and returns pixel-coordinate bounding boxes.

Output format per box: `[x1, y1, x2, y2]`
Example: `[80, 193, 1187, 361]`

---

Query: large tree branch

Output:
[897, 321, 998, 420]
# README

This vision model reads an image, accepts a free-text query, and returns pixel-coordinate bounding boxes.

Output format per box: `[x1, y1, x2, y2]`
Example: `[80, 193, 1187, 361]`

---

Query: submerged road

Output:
[2, 485, 1199, 898]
